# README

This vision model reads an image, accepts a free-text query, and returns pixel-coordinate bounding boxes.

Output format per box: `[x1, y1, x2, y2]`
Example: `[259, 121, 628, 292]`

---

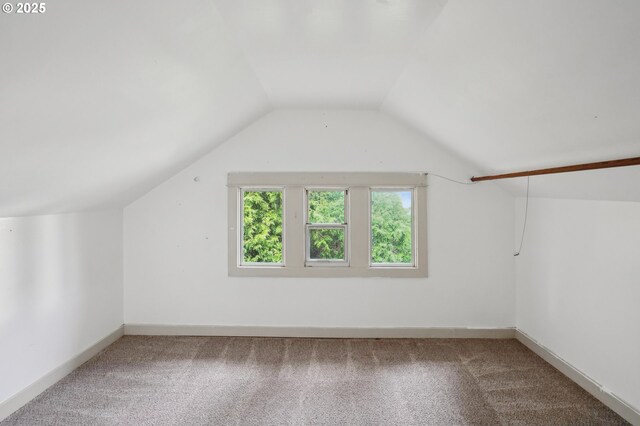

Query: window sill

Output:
[229, 265, 427, 278]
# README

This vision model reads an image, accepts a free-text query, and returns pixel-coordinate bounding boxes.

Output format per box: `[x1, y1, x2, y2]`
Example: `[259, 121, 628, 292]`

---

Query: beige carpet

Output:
[2, 336, 627, 425]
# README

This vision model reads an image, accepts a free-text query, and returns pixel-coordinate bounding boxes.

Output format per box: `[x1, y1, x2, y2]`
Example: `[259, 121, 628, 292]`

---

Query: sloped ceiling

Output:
[213, 0, 446, 107]
[382, 0, 640, 201]
[0, 0, 270, 217]
[2, 0, 640, 216]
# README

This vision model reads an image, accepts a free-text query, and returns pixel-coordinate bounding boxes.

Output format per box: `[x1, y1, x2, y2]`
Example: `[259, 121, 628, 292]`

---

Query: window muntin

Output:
[370, 189, 414, 266]
[305, 189, 348, 265]
[241, 189, 284, 266]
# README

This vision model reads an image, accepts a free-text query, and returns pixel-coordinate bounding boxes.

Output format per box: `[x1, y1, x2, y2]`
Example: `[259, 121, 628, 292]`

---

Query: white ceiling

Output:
[0, 0, 270, 216]
[1, 0, 640, 216]
[213, 0, 446, 107]
[383, 0, 640, 172]
[382, 0, 640, 199]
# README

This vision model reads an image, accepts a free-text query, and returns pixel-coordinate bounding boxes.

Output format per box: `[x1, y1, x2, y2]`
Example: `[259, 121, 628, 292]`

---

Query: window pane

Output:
[243, 190, 283, 263]
[309, 228, 345, 260]
[308, 190, 345, 224]
[371, 190, 413, 264]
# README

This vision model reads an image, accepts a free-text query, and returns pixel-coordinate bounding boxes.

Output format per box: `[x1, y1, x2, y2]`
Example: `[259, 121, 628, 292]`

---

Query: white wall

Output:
[0, 210, 123, 404]
[124, 110, 515, 328]
[515, 197, 640, 411]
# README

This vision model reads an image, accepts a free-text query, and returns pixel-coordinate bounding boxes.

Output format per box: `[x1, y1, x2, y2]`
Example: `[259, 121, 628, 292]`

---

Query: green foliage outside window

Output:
[242, 191, 283, 263]
[307, 191, 346, 260]
[241, 189, 413, 265]
[371, 191, 412, 264]
[309, 228, 345, 260]
[308, 191, 344, 223]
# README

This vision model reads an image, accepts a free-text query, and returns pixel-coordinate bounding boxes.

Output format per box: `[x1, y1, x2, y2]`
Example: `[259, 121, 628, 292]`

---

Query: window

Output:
[228, 173, 427, 277]
[370, 189, 413, 266]
[306, 189, 348, 265]
[241, 189, 284, 266]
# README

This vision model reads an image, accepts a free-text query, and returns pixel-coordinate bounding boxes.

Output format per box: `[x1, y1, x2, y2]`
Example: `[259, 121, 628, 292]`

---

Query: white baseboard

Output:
[124, 324, 516, 339]
[0, 325, 124, 422]
[3, 325, 636, 426]
[515, 330, 640, 426]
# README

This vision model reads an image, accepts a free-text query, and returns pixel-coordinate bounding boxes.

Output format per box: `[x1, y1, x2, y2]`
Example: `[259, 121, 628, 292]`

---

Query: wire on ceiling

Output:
[424, 172, 476, 186]
[425, 172, 531, 257]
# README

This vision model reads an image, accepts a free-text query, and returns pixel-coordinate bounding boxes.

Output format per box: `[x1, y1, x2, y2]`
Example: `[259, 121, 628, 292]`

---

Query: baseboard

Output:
[4, 326, 635, 425]
[0, 325, 124, 422]
[124, 324, 516, 339]
[515, 330, 640, 426]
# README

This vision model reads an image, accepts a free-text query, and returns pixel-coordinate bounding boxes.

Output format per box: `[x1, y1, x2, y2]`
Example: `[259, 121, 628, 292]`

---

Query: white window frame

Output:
[228, 172, 427, 278]
[304, 187, 349, 267]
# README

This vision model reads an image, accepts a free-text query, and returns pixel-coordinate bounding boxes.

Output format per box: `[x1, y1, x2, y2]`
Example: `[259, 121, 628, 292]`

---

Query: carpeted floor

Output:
[2, 336, 627, 425]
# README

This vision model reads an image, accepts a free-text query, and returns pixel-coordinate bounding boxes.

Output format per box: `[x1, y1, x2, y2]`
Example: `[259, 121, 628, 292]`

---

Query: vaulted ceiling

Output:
[2, 0, 640, 216]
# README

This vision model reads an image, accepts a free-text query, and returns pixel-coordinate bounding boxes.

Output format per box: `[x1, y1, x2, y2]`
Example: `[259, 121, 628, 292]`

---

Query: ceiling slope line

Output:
[378, 0, 449, 111]
[121, 107, 273, 210]
[207, 0, 274, 111]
